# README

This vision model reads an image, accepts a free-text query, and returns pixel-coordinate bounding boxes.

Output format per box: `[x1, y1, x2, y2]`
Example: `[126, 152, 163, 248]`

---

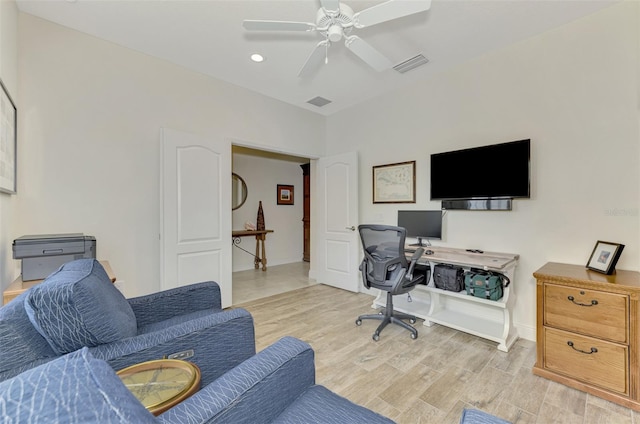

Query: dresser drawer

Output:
[543, 327, 628, 395]
[544, 283, 628, 343]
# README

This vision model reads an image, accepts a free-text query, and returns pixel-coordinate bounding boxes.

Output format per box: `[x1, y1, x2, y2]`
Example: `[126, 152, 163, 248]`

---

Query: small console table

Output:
[232, 230, 274, 271]
[371, 246, 519, 352]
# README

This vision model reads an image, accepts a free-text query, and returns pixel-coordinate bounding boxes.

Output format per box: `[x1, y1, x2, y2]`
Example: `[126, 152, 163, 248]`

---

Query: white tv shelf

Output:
[371, 246, 519, 352]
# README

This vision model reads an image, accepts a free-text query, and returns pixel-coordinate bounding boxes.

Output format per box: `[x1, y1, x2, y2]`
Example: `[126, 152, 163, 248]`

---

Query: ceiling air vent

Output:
[393, 54, 429, 74]
[307, 96, 332, 107]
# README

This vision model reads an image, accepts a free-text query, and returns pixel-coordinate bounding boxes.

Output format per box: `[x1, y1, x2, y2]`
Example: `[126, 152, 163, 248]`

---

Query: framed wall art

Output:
[0, 79, 16, 194]
[586, 240, 625, 275]
[372, 160, 416, 204]
[277, 184, 294, 205]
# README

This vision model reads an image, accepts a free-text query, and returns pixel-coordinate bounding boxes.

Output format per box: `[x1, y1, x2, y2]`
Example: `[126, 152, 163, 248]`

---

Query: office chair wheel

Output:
[372, 333, 380, 342]
[410, 333, 417, 340]
[355, 319, 362, 326]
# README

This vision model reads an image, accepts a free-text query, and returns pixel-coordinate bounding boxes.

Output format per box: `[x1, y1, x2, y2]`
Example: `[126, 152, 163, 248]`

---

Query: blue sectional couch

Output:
[0, 337, 395, 423]
[0, 259, 255, 385]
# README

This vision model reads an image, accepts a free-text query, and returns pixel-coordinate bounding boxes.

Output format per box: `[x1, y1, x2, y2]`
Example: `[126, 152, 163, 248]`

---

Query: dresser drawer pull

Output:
[567, 341, 598, 354]
[567, 295, 598, 307]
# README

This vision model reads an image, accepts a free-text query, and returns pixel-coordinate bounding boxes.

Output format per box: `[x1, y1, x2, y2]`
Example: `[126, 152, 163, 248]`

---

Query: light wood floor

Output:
[233, 263, 639, 424]
[232, 262, 317, 304]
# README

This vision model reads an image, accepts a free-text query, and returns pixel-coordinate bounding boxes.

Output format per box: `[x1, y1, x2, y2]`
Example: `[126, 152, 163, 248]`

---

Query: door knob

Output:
[345, 226, 356, 231]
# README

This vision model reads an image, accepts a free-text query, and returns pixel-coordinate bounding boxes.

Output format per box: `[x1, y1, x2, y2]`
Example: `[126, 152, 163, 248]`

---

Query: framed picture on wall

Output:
[0, 79, 17, 194]
[586, 240, 625, 275]
[372, 161, 416, 204]
[277, 184, 294, 205]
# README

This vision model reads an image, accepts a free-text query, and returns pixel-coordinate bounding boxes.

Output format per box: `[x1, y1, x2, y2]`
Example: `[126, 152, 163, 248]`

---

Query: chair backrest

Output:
[358, 225, 425, 294]
[24, 259, 138, 355]
[358, 224, 408, 284]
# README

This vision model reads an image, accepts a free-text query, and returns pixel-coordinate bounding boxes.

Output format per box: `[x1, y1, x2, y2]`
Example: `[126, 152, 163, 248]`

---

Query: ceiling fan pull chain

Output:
[325, 41, 329, 64]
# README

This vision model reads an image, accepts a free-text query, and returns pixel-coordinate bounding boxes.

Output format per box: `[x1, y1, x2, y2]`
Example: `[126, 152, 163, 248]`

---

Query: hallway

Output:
[232, 261, 316, 305]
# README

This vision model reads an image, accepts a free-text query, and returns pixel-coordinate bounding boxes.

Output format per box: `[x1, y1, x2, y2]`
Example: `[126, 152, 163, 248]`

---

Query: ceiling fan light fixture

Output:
[250, 53, 264, 63]
[243, 0, 432, 78]
[327, 25, 343, 42]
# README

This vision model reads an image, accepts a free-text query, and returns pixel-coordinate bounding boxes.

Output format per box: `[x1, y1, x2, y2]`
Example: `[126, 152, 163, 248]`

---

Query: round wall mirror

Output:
[232, 173, 248, 210]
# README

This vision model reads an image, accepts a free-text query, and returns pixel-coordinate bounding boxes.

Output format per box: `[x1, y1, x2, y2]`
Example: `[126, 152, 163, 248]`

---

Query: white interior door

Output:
[313, 151, 359, 292]
[160, 128, 232, 307]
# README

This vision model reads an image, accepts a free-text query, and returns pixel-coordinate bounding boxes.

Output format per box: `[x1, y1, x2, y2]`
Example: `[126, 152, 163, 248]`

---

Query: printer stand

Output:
[3, 260, 115, 305]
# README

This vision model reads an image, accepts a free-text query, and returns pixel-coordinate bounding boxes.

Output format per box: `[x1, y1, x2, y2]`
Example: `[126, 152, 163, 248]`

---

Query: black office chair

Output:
[355, 225, 425, 341]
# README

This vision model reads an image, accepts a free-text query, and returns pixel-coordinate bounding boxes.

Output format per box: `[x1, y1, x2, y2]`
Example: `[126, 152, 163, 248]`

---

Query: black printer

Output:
[12, 233, 97, 281]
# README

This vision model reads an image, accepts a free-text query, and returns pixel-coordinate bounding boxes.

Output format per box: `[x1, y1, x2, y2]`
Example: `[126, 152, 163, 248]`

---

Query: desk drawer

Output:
[544, 283, 628, 343]
[543, 327, 628, 395]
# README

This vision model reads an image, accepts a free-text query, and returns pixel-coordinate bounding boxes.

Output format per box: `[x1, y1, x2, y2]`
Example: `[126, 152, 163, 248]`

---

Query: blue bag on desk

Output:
[464, 271, 509, 301]
[433, 264, 465, 292]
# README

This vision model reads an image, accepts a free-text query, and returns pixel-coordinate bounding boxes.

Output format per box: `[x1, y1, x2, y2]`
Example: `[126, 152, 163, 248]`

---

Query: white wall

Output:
[14, 13, 325, 297]
[232, 153, 305, 271]
[0, 0, 18, 287]
[326, 2, 640, 341]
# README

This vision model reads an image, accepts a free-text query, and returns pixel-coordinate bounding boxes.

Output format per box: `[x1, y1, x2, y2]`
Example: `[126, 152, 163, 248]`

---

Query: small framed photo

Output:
[372, 160, 416, 204]
[586, 240, 625, 275]
[277, 184, 294, 205]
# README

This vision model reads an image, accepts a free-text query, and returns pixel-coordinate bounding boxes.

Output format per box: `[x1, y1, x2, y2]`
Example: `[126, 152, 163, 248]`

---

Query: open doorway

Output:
[231, 145, 316, 305]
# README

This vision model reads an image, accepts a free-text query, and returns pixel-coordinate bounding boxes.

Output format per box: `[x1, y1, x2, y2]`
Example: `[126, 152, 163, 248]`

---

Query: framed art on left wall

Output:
[0, 79, 16, 194]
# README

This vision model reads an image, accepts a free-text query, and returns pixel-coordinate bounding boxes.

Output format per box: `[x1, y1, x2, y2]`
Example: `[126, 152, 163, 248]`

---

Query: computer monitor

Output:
[397, 210, 443, 247]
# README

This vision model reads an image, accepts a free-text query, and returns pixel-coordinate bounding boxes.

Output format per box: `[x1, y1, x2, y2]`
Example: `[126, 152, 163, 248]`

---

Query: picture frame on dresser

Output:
[586, 240, 624, 275]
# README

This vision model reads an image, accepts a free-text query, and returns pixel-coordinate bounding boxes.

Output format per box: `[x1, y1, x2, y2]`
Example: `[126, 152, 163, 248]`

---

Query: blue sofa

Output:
[0, 259, 255, 386]
[0, 337, 395, 423]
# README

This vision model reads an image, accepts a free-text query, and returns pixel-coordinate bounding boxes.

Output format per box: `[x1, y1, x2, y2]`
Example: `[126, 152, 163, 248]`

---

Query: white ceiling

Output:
[16, 0, 618, 116]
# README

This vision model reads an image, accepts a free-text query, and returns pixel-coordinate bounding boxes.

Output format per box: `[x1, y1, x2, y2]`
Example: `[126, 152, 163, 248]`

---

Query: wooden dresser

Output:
[533, 262, 640, 410]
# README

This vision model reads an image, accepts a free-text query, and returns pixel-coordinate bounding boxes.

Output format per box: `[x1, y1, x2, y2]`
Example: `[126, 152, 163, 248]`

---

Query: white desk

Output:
[372, 245, 519, 352]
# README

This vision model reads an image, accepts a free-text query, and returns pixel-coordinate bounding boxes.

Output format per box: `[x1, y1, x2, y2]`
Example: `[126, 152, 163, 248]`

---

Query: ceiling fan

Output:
[242, 0, 432, 77]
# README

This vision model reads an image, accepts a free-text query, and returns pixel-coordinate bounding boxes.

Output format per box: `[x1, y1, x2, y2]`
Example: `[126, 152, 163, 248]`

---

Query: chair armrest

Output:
[406, 248, 425, 279]
[128, 282, 222, 327]
[89, 308, 255, 386]
[157, 336, 315, 424]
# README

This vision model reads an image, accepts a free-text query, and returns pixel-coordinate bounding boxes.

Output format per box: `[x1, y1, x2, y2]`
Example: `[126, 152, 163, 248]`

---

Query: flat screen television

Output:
[430, 139, 530, 201]
[397, 210, 442, 247]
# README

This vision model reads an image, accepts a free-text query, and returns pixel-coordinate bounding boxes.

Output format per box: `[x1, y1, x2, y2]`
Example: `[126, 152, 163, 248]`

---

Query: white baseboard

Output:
[515, 323, 536, 342]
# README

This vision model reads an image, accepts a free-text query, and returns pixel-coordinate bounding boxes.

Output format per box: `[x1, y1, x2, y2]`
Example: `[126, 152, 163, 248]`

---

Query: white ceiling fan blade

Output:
[243, 20, 316, 32]
[298, 40, 329, 78]
[344, 36, 392, 72]
[319, 0, 340, 13]
[354, 0, 432, 28]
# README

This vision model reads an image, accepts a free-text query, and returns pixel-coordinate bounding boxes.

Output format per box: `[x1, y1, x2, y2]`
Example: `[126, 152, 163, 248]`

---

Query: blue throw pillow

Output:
[0, 347, 155, 423]
[24, 259, 137, 354]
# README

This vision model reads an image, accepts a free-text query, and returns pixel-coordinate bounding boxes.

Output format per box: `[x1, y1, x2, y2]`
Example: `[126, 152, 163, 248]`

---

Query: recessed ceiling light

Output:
[250, 54, 264, 63]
